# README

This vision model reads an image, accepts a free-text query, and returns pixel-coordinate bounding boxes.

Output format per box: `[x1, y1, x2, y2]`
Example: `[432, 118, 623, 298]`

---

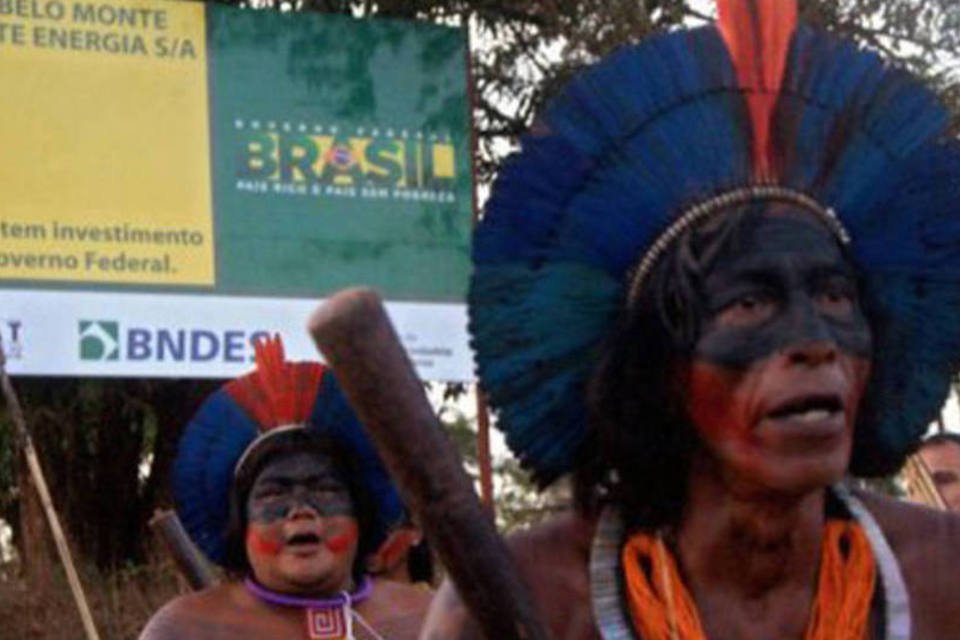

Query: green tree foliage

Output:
[239, 0, 959, 176]
[2, 0, 957, 567]
[1, 379, 217, 568]
[431, 386, 569, 531]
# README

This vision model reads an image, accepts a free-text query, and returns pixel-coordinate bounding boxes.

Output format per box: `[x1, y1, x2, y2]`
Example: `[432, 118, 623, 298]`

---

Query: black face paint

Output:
[694, 211, 872, 369]
[247, 450, 354, 525]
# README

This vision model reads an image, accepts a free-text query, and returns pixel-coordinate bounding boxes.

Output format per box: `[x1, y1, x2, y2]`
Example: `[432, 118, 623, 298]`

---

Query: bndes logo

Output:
[79, 321, 271, 363]
[79, 320, 119, 361]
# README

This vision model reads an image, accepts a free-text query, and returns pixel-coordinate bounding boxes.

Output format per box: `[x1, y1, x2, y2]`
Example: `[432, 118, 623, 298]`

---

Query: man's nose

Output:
[783, 297, 837, 365]
[287, 488, 319, 519]
[785, 340, 837, 366]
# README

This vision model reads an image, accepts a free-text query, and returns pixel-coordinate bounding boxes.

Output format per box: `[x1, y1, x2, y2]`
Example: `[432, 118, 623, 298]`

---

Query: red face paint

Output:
[679, 210, 875, 493]
[246, 527, 283, 557]
[323, 521, 358, 555]
[687, 361, 754, 443]
[685, 351, 870, 493]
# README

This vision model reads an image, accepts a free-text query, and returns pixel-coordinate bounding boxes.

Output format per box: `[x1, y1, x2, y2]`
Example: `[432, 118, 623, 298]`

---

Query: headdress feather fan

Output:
[471, 0, 960, 483]
[173, 335, 403, 563]
[223, 337, 323, 430]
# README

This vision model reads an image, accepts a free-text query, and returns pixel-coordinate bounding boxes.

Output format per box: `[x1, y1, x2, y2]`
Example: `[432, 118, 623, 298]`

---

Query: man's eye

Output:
[931, 470, 959, 485]
[716, 293, 774, 326]
[817, 283, 856, 317]
[254, 487, 284, 499]
[317, 488, 350, 503]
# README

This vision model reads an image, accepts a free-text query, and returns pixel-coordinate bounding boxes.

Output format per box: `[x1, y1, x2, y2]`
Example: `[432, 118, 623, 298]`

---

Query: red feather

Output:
[225, 335, 324, 430]
[717, 0, 797, 180]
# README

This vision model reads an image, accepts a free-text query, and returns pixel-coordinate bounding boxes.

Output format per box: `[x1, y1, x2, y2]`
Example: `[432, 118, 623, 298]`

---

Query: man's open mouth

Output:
[766, 394, 842, 423]
[286, 532, 321, 546]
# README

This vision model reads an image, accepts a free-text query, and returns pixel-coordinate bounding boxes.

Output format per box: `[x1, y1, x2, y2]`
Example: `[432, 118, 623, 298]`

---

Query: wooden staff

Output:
[309, 288, 549, 640]
[148, 509, 219, 591]
[0, 340, 102, 640]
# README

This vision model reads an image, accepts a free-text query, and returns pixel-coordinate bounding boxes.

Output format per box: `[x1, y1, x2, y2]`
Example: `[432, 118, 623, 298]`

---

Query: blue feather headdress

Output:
[173, 336, 404, 564]
[470, 0, 960, 484]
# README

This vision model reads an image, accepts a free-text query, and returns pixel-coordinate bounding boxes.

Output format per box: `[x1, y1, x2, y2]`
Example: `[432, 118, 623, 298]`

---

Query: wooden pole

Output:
[476, 391, 495, 509]
[465, 21, 496, 512]
[904, 454, 947, 510]
[148, 509, 219, 591]
[0, 340, 102, 640]
[309, 289, 550, 640]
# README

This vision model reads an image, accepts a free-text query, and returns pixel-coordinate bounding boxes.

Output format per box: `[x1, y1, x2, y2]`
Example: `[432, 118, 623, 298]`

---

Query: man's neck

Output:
[247, 574, 358, 601]
[664, 454, 830, 638]
[675, 454, 826, 599]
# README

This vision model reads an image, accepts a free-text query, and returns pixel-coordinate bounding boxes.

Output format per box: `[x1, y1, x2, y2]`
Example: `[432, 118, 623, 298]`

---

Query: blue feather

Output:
[174, 371, 406, 564]
[471, 18, 960, 483]
[173, 390, 258, 563]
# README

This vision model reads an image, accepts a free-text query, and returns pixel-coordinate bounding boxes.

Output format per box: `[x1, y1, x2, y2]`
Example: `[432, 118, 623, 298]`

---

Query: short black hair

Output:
[922, 432, 960, 448]
[221, 428, 378, 583]
[406, 537, 434, 584]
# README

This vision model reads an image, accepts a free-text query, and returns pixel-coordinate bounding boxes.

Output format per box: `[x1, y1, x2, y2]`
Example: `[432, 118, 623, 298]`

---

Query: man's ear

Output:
[366, 528, 422, 573]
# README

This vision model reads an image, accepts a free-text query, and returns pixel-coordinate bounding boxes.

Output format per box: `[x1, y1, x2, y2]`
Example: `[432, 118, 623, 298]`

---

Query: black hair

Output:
[580, 202, 873, 532]
[406, 539, 434, 584]
[222, 428, 378, 583]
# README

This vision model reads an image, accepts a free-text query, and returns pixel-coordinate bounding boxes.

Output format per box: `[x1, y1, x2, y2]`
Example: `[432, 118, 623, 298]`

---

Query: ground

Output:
[0, 557, 183, 640]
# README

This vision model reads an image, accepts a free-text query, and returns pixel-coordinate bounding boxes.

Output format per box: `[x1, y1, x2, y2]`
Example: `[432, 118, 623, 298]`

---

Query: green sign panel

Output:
[209, 9, 473, 301]
[1, 0, 473, 303]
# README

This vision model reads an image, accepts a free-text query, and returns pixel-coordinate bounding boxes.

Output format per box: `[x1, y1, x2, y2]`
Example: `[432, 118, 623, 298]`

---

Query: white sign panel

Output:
[0, 291, 473, 381]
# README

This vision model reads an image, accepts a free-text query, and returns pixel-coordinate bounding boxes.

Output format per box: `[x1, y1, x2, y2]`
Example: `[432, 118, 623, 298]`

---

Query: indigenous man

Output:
[424, 0, 960, 638]
[916, 433, 960, 511]
[140, 337, 430, 639]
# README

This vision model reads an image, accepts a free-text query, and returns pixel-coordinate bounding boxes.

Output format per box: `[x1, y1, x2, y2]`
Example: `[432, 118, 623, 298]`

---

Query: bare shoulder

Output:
[506, 510, 601, 639]
[507, 509, 597, 588]
[419, 512, 601, 640]
[359, 579, 432, 639]
[509, 509, 595, 550]
[368, 577, 433, 609]
[854, 490, 960, 638]
[138, 585, 240, 640]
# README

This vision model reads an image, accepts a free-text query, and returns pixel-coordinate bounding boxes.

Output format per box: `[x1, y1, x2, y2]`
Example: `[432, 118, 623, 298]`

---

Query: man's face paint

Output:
[683, 210, 872, 494]
[244, 449, 360, 595]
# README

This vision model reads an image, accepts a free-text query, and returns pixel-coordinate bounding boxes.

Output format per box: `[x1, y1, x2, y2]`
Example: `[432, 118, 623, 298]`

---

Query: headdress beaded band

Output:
[626, 184, 851, 307]
[233, 423, 306, 477]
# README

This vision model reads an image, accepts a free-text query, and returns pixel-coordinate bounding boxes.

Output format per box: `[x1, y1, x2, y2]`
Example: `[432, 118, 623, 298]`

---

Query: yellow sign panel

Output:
[432, 143, 455, 179]
[0, 0, 213, 285]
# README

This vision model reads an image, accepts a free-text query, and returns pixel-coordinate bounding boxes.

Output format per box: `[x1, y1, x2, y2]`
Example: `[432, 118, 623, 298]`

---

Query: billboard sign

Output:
[0, 0, 474, 379]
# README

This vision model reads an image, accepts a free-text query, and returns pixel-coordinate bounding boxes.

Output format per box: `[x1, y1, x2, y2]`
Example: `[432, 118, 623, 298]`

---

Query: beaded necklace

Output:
[589, 486, 912, 640]
[620, 519, 875, 640]
[244, 574, 379, 639]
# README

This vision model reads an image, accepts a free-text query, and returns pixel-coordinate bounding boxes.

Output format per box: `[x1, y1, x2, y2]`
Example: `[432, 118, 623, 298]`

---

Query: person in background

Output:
[141, 336, 430, 639]
[917, 433, 960, 511]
